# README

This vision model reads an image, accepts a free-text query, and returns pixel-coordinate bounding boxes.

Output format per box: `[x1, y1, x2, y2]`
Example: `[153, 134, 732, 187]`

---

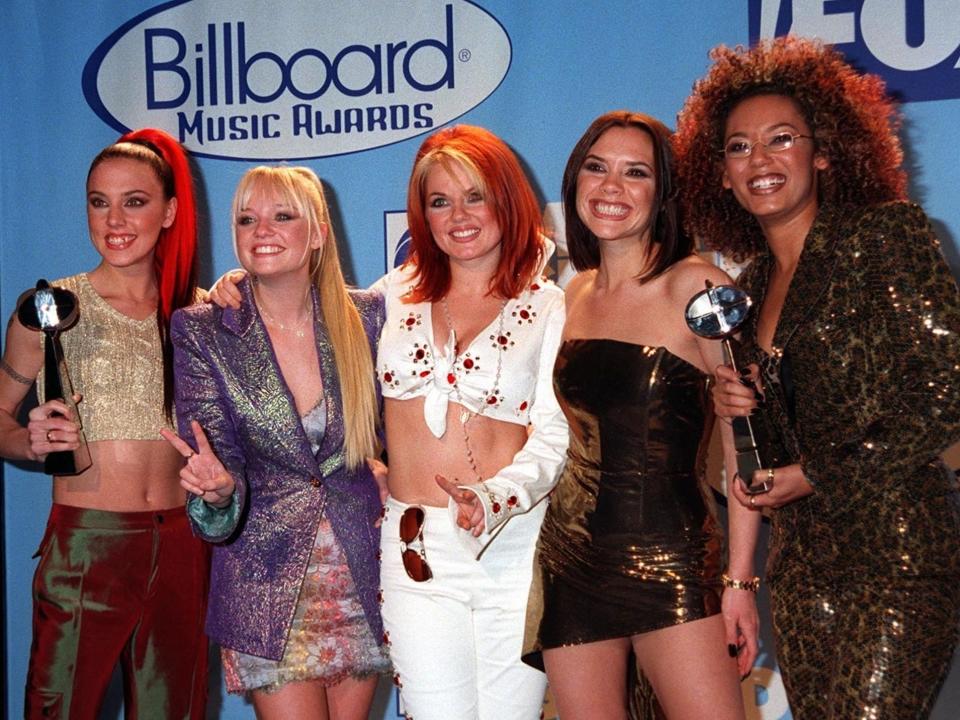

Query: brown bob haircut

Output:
[563, 111, 691, 277]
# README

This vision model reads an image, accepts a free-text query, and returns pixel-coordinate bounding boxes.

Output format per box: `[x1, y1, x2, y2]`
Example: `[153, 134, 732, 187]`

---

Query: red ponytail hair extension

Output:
[117, 128, 199, 329]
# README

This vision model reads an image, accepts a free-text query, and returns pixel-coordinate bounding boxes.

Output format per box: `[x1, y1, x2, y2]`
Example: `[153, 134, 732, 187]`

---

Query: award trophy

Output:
[16, 280, 92, 475]
[685, 280, 773, 494]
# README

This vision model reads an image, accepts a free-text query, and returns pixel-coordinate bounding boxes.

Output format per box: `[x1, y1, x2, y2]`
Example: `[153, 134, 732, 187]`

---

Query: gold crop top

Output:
[37, 273, 174, 442]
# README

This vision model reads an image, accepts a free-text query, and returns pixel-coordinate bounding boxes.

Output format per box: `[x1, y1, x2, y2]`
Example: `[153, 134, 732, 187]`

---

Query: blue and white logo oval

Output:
[83, 0, 512, 160]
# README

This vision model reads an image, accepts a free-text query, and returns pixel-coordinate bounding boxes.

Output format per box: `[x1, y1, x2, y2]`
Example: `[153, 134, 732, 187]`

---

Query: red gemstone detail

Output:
[487, 396, 497, 405]
[415, 348, 425, 359]
[377, 590, 384, 603]
[384, 373, 393, 383]
[531, 283, 540, 290]
[447, 373, 456, 384]
[520, 401, 528, 411]
[463, 358, 474, 369]
[497, 335, 508, 345]
[520, 309, 530, 319]
[507, 495, 518, 507]
[393, 674, 402, 687]
[405, 317, 416, 326]
[383, 631, 391, 644]
[492, 502, 502, 513]
[419, 370, 430, 377]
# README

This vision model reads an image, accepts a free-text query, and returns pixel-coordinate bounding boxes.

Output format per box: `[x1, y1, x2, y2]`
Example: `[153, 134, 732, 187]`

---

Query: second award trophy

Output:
[685, 280, 775, 494]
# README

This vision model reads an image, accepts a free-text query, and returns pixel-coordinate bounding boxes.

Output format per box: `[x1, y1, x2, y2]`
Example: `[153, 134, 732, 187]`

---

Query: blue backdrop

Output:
[3, 2, 960, 718]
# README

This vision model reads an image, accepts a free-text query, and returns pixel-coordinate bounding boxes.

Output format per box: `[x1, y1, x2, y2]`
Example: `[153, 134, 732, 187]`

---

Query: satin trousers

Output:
[25, 504, 209, 719]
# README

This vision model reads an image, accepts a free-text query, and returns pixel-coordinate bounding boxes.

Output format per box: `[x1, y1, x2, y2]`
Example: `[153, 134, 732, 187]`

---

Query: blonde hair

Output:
[232, 166, 379, 469]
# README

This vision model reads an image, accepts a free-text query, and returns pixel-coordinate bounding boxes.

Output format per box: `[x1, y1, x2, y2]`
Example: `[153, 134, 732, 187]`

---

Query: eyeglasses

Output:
[720, 132, 814, 159]
[399, 506, 432, 582]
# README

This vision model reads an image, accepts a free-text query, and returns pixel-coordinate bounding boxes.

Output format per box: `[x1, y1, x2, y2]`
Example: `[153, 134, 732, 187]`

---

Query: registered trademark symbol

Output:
[458, 49, 471, 62]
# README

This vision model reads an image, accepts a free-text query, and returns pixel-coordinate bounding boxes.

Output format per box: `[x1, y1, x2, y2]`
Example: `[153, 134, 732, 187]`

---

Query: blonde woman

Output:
[161, 166, 389, 720]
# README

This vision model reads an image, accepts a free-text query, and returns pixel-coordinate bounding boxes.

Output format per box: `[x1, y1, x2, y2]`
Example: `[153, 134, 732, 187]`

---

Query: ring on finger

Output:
[46, 430, 54, 443]
[749, 495, 756, 507]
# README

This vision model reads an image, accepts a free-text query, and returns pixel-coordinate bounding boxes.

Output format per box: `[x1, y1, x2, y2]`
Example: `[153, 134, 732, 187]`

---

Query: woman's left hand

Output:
[731, 462, 814, 510]
[160, 420, 235, 507]
[721, 585, 760, 677]
[435, 474, 486, 536]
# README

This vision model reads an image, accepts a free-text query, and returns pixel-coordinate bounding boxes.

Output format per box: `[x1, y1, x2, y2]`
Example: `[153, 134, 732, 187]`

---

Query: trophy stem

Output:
[720, 338, 769, 493]
[42, 332, 92, 476]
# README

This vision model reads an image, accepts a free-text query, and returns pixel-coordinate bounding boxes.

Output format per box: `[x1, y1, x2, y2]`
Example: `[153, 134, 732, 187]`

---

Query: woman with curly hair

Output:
[675, 36, 960, 718]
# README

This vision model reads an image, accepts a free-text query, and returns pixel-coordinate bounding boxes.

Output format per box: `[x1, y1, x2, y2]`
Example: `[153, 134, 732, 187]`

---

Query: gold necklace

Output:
[254, 289, 312, 338]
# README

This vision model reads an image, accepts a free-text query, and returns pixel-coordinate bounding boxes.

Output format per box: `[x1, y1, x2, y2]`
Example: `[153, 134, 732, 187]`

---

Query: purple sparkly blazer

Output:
[171, 277, 386, 661]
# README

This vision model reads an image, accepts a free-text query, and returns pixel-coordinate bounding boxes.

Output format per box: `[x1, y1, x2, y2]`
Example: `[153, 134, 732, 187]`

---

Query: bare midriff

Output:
[51, 439, 186, 511]
[384, 397, 528, 507]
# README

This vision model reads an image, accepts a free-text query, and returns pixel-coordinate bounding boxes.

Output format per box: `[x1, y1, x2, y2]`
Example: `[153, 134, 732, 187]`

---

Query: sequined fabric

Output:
[737, 202, 960, 718]
[41, 273, 174, 440]
[525, 340, 722, 664]
[221, 518, 390, 693]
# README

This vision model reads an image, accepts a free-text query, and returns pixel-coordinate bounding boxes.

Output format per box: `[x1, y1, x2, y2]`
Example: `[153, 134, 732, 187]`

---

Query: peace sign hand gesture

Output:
[160, 420, 236, 508]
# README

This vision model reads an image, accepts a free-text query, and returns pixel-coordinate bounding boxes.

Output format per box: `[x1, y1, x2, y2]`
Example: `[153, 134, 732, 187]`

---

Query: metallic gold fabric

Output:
[527, 340, 722, 661]
[41, 273, 174, 441]
[738, 202, 960, 719]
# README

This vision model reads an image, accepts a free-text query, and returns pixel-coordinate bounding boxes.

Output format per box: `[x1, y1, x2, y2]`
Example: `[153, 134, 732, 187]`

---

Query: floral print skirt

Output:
[222, 518, 390, 694]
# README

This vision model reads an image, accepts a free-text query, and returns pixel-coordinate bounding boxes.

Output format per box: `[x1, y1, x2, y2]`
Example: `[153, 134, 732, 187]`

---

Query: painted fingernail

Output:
[738, 367, 752, 377]
[754, 390, 764, 402]
[738, 377, 756, 389]
[728, 644, 737, 658]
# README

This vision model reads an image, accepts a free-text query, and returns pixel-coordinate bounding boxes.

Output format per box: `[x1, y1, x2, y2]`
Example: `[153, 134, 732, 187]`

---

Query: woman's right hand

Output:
[160, 420, 236, 507]
[206, 269, 247, 309]
[26, 396, 82, 460]
[712, 363, 762, 418]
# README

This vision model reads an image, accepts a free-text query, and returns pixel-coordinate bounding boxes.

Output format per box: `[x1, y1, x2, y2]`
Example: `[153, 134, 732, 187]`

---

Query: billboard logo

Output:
[84, 0, 512, 160]
[750, 0, 960, 102]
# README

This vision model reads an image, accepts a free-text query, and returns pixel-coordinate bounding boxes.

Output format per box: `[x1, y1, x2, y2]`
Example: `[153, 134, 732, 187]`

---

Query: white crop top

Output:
[376, 265, 564, 435]
[374, 265, 569, 553]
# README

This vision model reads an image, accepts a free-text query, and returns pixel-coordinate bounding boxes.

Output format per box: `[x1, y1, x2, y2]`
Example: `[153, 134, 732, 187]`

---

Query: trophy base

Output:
[44, 448, 92, 477]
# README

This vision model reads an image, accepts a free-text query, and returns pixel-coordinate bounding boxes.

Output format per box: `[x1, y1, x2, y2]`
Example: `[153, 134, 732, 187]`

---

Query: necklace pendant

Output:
[460, 409, 472, 425]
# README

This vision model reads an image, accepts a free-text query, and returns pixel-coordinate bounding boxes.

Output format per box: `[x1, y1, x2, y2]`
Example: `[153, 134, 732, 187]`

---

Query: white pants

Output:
[380, 496, 547, 720]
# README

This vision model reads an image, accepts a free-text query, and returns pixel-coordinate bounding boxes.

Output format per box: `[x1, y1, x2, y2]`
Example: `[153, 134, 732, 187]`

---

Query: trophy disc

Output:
[684, 283, 751, 339]
[16, 282, 79, 333]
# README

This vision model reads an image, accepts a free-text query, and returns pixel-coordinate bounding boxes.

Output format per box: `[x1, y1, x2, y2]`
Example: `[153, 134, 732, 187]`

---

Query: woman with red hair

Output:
[375, 124, 567, 719]
[0, 128, 208, 718]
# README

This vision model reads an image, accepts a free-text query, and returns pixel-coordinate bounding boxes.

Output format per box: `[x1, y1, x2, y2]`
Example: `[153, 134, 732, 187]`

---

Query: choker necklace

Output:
[254, 288, 312, 339]
[439, 297, 507, 483]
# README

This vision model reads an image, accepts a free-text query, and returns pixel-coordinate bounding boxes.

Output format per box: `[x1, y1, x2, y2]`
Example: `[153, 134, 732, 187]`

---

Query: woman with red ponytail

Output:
[0, 128, 209, 719]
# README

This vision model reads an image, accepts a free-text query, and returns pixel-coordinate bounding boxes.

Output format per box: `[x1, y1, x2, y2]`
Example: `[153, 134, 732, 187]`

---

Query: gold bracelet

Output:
[721, 572, 760, 592]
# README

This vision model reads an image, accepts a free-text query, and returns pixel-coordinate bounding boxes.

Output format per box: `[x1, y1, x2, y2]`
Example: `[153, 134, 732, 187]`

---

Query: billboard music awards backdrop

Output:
[3, 1, 960, 718]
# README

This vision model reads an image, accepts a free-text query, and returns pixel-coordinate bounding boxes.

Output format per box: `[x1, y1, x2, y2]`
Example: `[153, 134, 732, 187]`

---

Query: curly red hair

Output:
[404, 125, 545, 302]
[674, 36, 907, 260]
